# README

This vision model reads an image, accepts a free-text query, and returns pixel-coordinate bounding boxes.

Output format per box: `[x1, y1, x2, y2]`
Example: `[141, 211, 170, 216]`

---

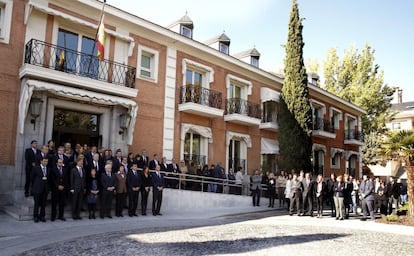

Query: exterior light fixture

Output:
[29, 97, 43, 130]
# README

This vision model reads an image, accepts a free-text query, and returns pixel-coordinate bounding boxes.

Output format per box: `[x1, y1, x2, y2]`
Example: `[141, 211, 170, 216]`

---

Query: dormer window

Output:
[251, 57, 259, 67]
[181, 25, 192, 39]
[219, 42, 229, 54]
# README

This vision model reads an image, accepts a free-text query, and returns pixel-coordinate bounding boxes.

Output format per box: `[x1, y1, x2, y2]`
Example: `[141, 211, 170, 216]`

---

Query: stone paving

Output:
[1, 208, 414, 256]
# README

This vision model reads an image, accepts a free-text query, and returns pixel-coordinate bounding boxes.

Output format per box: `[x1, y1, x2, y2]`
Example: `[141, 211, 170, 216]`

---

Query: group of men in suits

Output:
[25, 140, 167, 222]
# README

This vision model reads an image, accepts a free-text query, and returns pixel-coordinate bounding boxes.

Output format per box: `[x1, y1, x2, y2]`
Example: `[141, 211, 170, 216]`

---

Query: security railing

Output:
[180, 84, 222, 109]
[225, 98, 261, 119]
[313, 118, 334, 133]
[262, 111, 277, 124]
[24, 39, 136, 88]
[344, 129, 362, 141]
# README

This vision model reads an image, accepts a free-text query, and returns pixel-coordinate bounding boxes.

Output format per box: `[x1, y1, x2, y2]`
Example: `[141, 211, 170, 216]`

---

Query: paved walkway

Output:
[1, 205, 414, 256]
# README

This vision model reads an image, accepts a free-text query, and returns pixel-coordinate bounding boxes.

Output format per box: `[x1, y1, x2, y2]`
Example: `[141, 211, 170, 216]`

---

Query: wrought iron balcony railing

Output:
[24, 39, 136, 88]
[180, 84, 222, 109]
[344, 129, 362, 141]
[225, 98, 261, 119]
[313, 118, 334, 133]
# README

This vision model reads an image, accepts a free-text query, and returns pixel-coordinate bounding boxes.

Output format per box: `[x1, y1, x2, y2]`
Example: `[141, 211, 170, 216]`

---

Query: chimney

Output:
[397, 88, 403, 104]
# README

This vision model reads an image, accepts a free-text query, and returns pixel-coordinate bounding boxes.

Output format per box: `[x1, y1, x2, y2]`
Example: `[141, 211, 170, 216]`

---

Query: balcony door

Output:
[57, 29, 98, 78]
[228, 139, 246, 172]
[184, 132, 207, 167]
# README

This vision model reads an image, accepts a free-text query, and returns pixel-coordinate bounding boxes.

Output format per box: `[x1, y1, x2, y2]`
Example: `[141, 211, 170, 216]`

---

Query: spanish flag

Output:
[96, 14, 105, 61]
[58, 50, 65, 67]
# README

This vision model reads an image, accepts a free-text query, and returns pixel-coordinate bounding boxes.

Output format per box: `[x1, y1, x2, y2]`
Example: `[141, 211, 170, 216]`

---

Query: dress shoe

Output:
[142, 213, 147, 216]
[360, 218, 366, 221]
[40, 218, 46, 222]
[34, 217, 39, 223]
[336, 217, 339, 220]
[78, 216, 82, 220]
[339, 217, 344, 220]
[107, 215, 112, 219]
[157, 213, 162, 216]
[133, 214, 138, 217]
[25, 192, 29, 198]
[51, 218, 56, 222]
[129, 214, 133, 217]
[59, 217, 66, 221]
[153, 213, 157, 216]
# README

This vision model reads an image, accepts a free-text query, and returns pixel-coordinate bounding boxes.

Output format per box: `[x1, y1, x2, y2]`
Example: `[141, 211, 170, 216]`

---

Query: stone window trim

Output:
[329, 106, 343, 129]
[0, 0, 13, 44]
[310, 99, 326, 116]
[182, 58, 214, 88]
[137, 45, 159, 83]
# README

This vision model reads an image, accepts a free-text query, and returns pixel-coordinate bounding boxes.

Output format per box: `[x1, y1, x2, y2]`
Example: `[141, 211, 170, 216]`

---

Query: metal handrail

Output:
[225, 98, 261, 119]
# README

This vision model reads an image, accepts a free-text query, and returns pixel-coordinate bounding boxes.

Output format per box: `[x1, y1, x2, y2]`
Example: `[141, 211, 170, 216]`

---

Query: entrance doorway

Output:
[52, 108, 101, 148]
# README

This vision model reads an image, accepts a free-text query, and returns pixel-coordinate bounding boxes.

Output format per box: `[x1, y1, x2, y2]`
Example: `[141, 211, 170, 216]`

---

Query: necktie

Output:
[42, 167, 46, 176]
[59, 167, 62, 176]
[78, 167, 83, 178]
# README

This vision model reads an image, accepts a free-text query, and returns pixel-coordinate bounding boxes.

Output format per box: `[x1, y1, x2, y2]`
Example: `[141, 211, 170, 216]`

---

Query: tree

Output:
[322, 45, 396, 164]
[278, 0, 313, 172]
[381, 130, 414, 217]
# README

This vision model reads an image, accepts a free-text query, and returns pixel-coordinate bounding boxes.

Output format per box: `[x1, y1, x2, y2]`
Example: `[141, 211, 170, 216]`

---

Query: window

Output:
[0, 0, 13, 44]
[313, 150, 325, 176]
[137, 45, 159, 82]
[185, 69, 203, 87]
[251, 57, 259, 67]
[228, 139, 245, 172]
[262, 101, 278, 123]
[184, 132, 207, 166]
[331, 153, 341, 169]
[392, 122, 401, 131]
[330, 107, 342, 129]
[345, 114, 357, 138]
[181, 25, 192, 38]
[56, 29, 98, 77]
[262, 154, 277, 173]
[219, 42, 229, 54]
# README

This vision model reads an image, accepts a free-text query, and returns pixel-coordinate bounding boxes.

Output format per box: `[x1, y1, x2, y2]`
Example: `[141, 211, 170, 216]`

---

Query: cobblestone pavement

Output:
[5, 209, 414, 256]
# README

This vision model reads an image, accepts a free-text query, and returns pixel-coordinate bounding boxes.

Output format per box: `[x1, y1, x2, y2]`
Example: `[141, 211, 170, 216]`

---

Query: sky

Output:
[108, 0, 414, 103]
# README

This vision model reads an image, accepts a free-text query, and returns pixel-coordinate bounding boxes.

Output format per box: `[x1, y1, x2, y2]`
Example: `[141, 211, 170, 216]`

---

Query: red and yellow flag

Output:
[96, 14, 105, 61]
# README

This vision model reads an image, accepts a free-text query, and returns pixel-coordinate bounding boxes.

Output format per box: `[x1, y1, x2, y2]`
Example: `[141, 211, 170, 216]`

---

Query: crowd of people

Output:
[256, 170, 408, 221]
[25, 140, 169, 223]
[24, 139, 409, 223]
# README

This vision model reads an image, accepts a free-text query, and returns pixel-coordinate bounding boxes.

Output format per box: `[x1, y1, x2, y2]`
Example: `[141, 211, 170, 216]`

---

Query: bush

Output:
[381, 214, 399, 222]
[397, 203, 409, 216]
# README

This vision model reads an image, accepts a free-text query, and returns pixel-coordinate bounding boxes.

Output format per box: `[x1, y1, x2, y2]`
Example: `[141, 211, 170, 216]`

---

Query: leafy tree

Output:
[322, 45, 396, 164]
[381, 130, 414, 217]
[278, 0, 313, 172]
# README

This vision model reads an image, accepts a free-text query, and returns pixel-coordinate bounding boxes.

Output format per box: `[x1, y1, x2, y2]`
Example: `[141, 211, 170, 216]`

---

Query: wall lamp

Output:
[29, 97, 43, 130]
[119, 112, 131, 139]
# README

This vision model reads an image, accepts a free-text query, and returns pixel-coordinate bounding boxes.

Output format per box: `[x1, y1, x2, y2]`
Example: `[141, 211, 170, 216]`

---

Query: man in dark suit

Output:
[167, 158, 180, 189]
[24, 140, 39, 197]
[100, 164, 116, 218]
[52, 146, 69, 168]
[70, 158, 85, 220]
[149, 154, 159, 170]
[127, 163, 141, 217]
[138, 149, 149, 169]
[31, 157, 50, 222]
[152, 165, 165, 216]
[36, 145, 51, 167]
[301, 172, 314, 216]
[50, 158, 68, 221]
[112, 149, 123, 173]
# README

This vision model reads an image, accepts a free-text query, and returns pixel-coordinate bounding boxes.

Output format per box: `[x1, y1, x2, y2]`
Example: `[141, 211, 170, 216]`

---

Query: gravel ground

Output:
[16, 213, 414, 256]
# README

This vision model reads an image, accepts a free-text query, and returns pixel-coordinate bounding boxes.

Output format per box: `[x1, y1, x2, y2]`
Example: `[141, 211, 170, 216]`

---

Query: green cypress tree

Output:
[278, 0, 313, 173]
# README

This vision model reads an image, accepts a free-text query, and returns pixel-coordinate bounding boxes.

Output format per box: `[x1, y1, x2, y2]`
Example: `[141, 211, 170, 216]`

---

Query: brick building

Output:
[0, 0, 365, 205]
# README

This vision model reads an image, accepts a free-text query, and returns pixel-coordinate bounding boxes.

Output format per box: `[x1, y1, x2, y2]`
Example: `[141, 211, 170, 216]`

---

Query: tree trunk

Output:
[407, 165, 414, 217]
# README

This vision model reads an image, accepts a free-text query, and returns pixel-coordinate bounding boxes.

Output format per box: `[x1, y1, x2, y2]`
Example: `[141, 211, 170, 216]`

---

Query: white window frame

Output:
[0, 0, 13, 44]
[310, 99, 326, 119]
[251, 57, 259, 67]
[392, 122, 401, 131]
[344, 113, 357, 131]
[182, 58, 214, 88]
[225, 74, 252, 100]
[183, 131, 208, 163]
[219, 42, 229, 54]
[137, 45, 159, 83]
[329, 107, 343, 129]
[180, 25, 192, 38]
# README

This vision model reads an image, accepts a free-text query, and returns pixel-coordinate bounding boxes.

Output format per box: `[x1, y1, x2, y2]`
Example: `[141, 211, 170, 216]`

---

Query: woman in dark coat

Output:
[314, 174, 326, 218]
[141, 166, 152, 215]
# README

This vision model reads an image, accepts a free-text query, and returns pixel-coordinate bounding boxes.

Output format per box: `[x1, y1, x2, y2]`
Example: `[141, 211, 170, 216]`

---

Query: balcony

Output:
[260, 112, 278, 131]
[224, 98, 261, 126]
[312, 118, 336, 139]
[344, 129, 364, 146]
[20, 39, 137, 98]
[178, 84, 224, 118]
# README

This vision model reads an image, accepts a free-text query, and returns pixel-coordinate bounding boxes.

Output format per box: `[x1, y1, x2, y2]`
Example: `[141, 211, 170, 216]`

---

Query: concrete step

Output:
[1, 205, 32, 221]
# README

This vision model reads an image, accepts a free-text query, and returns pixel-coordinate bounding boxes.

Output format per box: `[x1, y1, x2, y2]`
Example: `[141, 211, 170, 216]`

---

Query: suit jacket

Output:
[35, 152, 50, 166]
[313, 181, 326, 198]
[115, 172, 127, 193]
[149, 159, 158, 170]
[333, 181, 345, 197]
[127, 170, 142, 192]
[52, 154, 69, 168]
[302, 178, 313, 197]
[151, 171, 165, 188]
[160, 162, 169, 172]
[101, 172, 116, 192]
[50, 165, 68, 192]
[70, 166, 85, 193]
[25, 147, 39, 170]
[138, 155, 149, 168]
[167, 163, 180, 173]
[31, 165, 50, 194]
[359, 180, 374, 200]
[251, 174, 262, 190]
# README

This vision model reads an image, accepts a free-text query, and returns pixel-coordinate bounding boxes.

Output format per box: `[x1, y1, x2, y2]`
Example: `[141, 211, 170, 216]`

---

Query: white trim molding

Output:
[226, 131, 252, 148]
[226, 74, 253, 96]
[0, 0, 13, 44]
